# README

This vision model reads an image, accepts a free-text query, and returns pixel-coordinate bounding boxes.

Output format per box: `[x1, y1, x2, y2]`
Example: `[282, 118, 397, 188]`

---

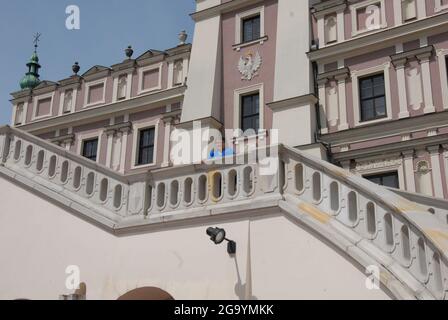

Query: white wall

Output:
[0, 177, 390, 300]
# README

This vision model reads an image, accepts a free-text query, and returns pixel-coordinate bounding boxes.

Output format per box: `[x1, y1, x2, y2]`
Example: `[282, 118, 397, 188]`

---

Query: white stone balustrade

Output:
[280, 145, 448, 300]
[1, 125, 448, 299]
[0, 126, 130, 222]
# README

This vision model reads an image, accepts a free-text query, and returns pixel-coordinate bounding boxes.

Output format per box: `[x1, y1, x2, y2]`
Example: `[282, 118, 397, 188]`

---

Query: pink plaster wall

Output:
[221, 0, 278, 131]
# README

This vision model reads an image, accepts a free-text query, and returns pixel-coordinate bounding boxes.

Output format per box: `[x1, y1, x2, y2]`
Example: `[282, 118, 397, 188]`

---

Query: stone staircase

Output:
[0, 125, 447, 299]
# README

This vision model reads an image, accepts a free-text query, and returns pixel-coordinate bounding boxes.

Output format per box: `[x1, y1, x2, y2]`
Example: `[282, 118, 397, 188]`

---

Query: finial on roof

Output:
[125, 46, 134, 59]
[178, 30, 187, 46]
[72, 62, 80, 75]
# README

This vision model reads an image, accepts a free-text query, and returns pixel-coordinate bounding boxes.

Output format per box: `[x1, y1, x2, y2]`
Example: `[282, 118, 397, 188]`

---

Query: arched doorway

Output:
[117, 287, 174, 300]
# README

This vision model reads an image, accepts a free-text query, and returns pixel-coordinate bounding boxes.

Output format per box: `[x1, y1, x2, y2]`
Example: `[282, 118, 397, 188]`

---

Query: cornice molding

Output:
[191, 0, 265, 21]
[308, 12, 448, 62]
[267, 94, 318, 111]
[321, 110, 448, 146]
[17, 86, 186, 134]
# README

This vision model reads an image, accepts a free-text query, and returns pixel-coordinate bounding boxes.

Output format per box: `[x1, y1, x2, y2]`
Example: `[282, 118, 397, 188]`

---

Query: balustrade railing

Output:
[280, 145, 448, 299]
[1, 125, 447, 299]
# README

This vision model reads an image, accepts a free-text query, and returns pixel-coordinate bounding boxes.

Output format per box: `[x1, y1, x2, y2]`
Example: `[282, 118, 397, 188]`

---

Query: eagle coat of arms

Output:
[238, 51, 262, 81]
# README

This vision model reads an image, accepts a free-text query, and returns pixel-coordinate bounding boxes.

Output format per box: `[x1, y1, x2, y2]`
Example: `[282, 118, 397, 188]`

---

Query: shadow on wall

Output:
[233, 254, 258, 300]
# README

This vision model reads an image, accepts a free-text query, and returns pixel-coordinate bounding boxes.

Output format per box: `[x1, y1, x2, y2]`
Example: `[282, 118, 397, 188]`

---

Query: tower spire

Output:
[20, 33, 42, 90]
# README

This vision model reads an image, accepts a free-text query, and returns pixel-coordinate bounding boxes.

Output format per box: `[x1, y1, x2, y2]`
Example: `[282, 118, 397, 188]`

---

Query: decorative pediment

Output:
[135, 49, 164, 61]
[58, 75, 82, 88]
[111, 59, 136, 75]
[82, 65, 111, 78]
[136, 50, 166, 67]
[33, 80, 58, 90]
[32, 80, 59, 95]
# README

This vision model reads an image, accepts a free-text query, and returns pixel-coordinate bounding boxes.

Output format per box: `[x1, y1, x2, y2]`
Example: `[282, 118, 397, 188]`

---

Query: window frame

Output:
[77, 131, 102, 164]
[350, 0, 387, 37]
[131, 120, 159, 169]
[240, 93, 260, 133]
[137, 63, 163, 95]
[234, 6, 265, 48]
[233, 83, 264, 137]
[136, 127, 156, 166]
[32, 92, 55, 121]
[359, 73, 387, 123]
[83, 78, 107, 108]
[351, 62, 392, 127]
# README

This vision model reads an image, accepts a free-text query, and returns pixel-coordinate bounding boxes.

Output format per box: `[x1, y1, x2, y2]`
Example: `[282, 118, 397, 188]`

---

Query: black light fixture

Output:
[206, 227, 236, 255]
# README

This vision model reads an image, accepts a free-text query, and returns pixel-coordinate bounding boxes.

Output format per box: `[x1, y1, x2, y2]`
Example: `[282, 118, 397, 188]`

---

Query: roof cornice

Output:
[191, 0, 265, 21]
[308, 12, 448, 63]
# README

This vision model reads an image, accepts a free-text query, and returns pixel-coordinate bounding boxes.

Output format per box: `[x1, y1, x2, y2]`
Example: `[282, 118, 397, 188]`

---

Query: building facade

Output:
[1, 0, 448, 300]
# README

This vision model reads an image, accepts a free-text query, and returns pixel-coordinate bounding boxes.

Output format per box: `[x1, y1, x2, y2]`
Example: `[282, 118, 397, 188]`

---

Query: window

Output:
[359, 74, 387, 122]
[241, 93, 260, 132]
[82, 138, 98, 162]
[365, 172, 399, 188]
[242, 15, 260, 43]
[137, 128, 155, 165]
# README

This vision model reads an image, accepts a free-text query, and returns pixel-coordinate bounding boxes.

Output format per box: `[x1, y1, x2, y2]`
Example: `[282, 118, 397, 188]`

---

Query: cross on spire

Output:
[33, 32, 41, 51]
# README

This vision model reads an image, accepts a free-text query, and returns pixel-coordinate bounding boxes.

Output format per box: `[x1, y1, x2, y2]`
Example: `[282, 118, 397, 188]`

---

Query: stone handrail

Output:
[0, 126, 133, 222]
[279, 145, 448, 300]
[1, 125, 447, 299]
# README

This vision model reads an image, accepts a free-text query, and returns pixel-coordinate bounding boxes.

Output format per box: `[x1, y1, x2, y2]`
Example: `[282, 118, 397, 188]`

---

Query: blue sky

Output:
[0, 0, 195, 125]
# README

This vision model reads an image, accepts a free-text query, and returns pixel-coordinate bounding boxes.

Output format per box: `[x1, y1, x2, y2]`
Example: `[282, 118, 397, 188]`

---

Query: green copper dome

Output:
[20, 51, 41, 90]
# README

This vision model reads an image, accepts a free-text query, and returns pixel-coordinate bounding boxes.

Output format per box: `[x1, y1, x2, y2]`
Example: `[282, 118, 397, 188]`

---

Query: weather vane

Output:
[33, 32, 41, 51]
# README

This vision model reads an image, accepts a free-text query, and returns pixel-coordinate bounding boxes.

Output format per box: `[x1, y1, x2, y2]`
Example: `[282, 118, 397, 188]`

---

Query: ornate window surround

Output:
[351, 62, 392, 127]
[167, 54, 189, 89]
[350, 0, 387, 37]
[436, 48, 448, 110]
[354, 155, 405, 189]
[12, 101, 29, 127]
[32, 92, 55, 121]
[83, 78, 107, 108]
[234, 6, 266, 51]
[233, 83, 265, 137]
[59, 87, 78, 115]
[131, 119, 160, 170]
[138, 63, 163, 95]
[77, 131, 103, 164]
[313, 1, 346, 47]
[112, 71, 133, 103]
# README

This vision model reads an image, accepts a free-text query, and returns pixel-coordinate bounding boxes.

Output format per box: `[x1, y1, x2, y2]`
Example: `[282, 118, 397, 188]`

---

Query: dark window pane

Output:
[241, 93, 260, 132]
[242, 15, 261, 43]
[137, 128, 155, 165]
[82, 139, 98, 162]
[365, 172, 399, 189]
[359, 73, 387, 122]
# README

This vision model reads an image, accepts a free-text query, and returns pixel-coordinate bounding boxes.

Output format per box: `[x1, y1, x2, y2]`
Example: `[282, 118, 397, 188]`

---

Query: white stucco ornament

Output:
[238, 51, 262, 81]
